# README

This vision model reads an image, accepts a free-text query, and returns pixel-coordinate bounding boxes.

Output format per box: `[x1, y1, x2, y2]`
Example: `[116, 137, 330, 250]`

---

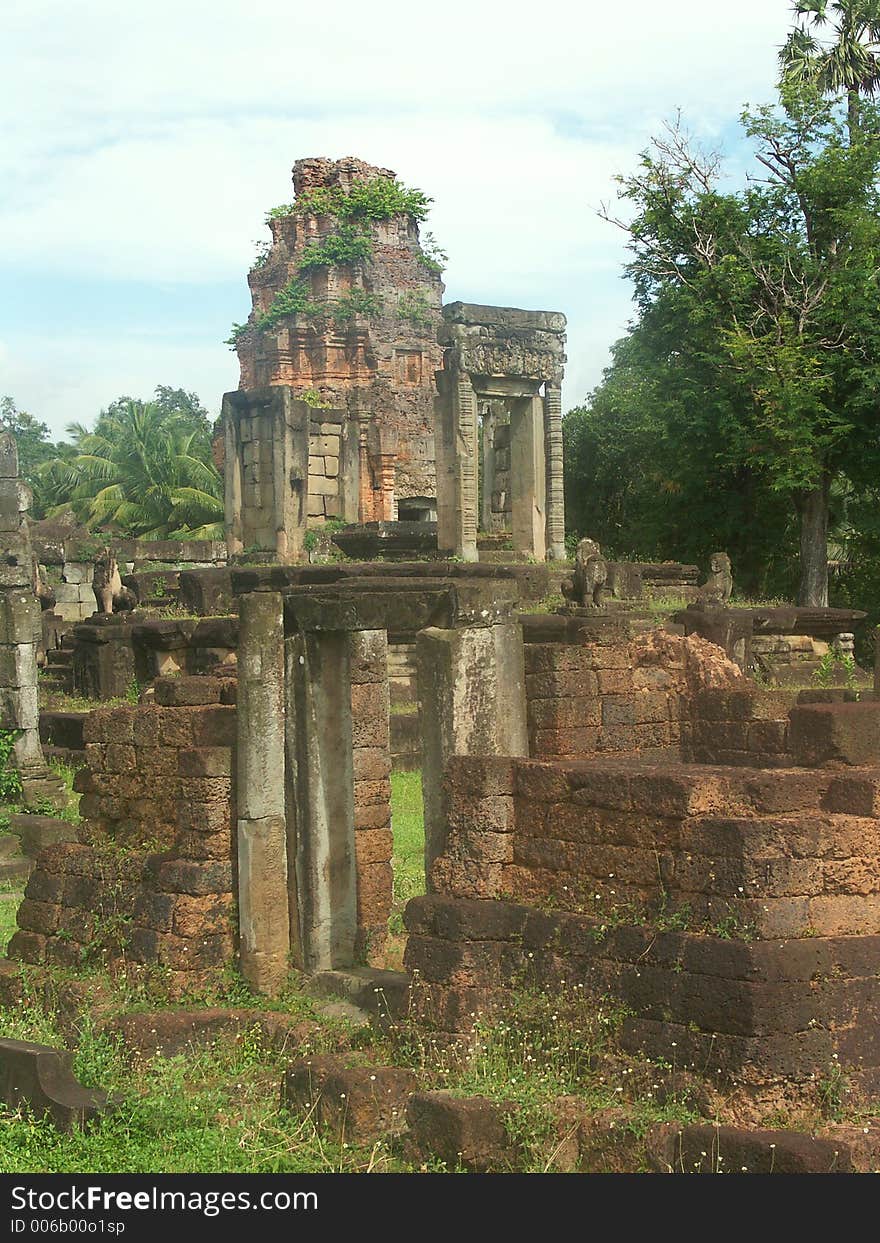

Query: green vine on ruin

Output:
[298, 223, 374, 271]
[226, 280, 382, 348]
[266, 175, 431, 225]
[227, 175, 437, 348]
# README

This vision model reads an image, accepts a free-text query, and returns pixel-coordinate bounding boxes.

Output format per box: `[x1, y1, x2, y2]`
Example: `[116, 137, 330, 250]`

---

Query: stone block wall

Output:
[307, 409, 347, 524]
[407, 750, 880, 1108]
[431, 755, 880, 937]
[10, 682, 237, 980]
[405, 893, 880, 1108]
[524, 630, 798, 768]
[525, 641, 683, 760]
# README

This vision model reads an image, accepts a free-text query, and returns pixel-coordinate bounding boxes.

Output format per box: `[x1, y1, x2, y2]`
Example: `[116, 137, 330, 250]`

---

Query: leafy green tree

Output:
[594, 90, 880, 605]
[0, 396, 70, 518]
[780, 0, 880, 134]
[563, 300, 799, 597]
[42, 398, 222, 539]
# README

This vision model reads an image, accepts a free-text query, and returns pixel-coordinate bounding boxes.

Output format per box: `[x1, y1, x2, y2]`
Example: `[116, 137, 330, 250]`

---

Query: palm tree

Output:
[780, 1, 880, 135]
[41, 400, 223, 539]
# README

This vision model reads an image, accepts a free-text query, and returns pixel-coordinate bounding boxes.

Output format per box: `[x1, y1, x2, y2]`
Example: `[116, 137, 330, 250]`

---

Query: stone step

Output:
[8, 813, 77, 856]
[42, 746, 86, 769]
[19, 775, 69, 813]
[39, 670, 73, 692]
[532, 757, 880, 819]
[39, 711, 87, 752]
[0, 857, 32, 882]
[307, 967, 410, 1022]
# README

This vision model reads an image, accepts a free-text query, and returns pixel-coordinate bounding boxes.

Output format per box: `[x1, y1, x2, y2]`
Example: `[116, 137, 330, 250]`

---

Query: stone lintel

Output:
[442, 302, 566, 335]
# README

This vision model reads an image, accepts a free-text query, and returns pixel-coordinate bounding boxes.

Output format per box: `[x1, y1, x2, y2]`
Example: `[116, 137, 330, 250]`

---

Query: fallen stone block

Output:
[0, 1037, 108, 1131]
[405, 1090, 519, 1171]
[647, 1122, 878, 1173]
[282, 1055, 418, 1141]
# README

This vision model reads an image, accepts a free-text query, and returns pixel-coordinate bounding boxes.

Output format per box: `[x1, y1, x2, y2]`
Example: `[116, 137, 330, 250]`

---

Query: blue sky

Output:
[0, 0, 795, 438]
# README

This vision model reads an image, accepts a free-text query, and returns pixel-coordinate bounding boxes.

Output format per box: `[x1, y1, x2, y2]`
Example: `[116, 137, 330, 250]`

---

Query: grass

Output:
[389, 770, 425, 941]
[0, 996, 409, 1173]
[0, 887, 23, 954]
[38, 680, 128, 714]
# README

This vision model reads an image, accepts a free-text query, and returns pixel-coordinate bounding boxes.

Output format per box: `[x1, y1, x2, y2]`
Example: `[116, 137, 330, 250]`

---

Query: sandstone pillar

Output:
[349, 630, 393, 962]
[224, 408, 243, 558]
[480, 404, 495, 534]
[544, 384, 566, 561]
[286, 630, 358, 971]
[416, 621, 528, 881]
[357, 415, 374, 523]
[509, 394, 546, 561]
[0, 433, 63, 807]
[237, 591, 289, 994]
[435, 371, 479, 561]
[274, 393, 309, 564]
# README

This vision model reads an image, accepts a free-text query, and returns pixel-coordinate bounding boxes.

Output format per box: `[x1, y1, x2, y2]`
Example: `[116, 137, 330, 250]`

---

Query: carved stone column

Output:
[236, 591, 289, 995]
[509, 394, 546, 561]
[544, 383, 566, 561]
[285, 629, 358, 972]
[416, 620, 528, 882]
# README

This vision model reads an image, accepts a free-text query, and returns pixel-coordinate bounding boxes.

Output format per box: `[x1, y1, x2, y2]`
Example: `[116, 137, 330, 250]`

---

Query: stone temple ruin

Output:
[4, 155, 880, 1171]
[222, 157, 567, 565]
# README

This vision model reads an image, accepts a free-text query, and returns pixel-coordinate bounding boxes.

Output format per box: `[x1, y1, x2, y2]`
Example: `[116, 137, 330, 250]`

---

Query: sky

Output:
[0, 0, 797, 438]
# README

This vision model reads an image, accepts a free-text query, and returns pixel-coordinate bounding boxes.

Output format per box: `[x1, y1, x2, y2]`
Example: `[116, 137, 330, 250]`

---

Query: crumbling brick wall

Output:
[407, 751, 880, 1110]
[12, 649, 396, 978]
[10, 678, 237, 983]
[524, 630, 795, 768]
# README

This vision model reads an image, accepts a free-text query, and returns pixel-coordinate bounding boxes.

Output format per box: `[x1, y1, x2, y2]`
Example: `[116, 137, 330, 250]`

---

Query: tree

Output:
[42, 398, 223, 539]
[780, 0, 880, 135]
[597, 90, 880, 605]
[563, 299, 799, 598]
[0, 396, 68, 518]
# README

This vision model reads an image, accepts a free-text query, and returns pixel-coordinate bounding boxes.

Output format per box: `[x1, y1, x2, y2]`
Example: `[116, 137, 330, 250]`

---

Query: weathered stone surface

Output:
[790, 702, 880, 767]
[405, 1091, 519, 1172]
[647, 1122, 867, 1174]
[0, 1038, 108, 1130]
[282, 1056, 418, 1140]
[105, 1009, 316, 1058]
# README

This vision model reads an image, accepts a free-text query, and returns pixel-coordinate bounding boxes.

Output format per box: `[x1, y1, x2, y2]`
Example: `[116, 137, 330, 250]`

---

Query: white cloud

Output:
[0, 0, 796, 428]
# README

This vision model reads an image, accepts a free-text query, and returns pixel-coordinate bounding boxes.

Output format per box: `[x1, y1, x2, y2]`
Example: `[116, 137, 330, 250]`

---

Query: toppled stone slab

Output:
[282, 1055, 418, 1141]
[405, 1091, 519, 1172]
[0, 1037, 108, 1130]
[647, 1121, 880, 1174]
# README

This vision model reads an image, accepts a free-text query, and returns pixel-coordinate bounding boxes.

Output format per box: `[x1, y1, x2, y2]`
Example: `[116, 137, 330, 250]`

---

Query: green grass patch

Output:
[390, 770, 425, 936]
[0, 1001, 409, 1173]
[0, 887, 23, 954]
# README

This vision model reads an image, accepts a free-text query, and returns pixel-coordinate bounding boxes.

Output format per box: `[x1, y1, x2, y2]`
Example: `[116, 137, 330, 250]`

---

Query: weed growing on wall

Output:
[0, 729, 22, 803]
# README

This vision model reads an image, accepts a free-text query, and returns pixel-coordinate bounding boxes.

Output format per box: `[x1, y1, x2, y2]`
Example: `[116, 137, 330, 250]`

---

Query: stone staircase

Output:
[40, 637, 76, 696]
